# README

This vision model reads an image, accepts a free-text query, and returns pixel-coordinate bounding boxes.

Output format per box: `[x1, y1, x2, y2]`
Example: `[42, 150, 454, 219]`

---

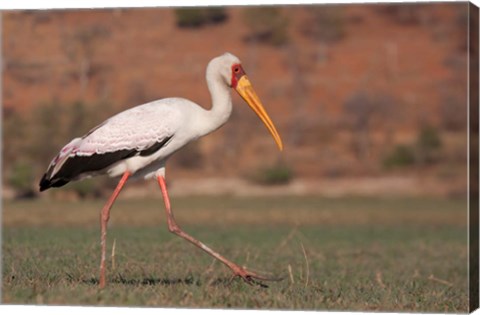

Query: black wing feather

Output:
[39, 149, 136, 191]
[39, 136, 173, 191]
[139, 136, 172, 156]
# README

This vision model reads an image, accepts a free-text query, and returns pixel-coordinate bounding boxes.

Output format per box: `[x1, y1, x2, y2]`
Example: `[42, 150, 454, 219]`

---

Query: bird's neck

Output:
[197, 75, 233, 137]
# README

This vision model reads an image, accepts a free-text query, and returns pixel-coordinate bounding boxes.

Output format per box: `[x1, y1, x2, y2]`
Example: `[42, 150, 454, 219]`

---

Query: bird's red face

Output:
[230, 64, 246, 89]
[230, 63, 283, 151]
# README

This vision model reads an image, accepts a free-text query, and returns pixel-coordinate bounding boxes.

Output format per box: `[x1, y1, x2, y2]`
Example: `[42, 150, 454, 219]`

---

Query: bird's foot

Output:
[230, 266, 283, 288]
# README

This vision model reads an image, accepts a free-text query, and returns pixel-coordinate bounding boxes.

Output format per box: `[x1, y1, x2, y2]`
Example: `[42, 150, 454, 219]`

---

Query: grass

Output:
[2, 195, 469, 311]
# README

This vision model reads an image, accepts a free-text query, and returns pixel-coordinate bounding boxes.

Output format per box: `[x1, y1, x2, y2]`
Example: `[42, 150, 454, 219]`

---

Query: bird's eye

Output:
[234, 67, 240, 73]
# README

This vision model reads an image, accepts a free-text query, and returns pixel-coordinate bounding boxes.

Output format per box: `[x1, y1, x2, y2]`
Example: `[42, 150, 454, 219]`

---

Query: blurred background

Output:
[2, 2, 469, 200]
[1, 3, 473, 309]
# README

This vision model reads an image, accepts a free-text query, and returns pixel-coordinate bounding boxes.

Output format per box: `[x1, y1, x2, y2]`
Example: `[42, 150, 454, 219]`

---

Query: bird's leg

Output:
[99, 171, 130, 289]
[157, 175, 276, 286]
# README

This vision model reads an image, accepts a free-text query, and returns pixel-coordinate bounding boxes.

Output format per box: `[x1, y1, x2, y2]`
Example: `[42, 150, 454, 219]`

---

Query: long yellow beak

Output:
[235, 75, 283, 151]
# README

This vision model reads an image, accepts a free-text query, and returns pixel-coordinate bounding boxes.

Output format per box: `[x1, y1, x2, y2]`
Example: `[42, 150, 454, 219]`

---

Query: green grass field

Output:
[2, 195, 469, 311]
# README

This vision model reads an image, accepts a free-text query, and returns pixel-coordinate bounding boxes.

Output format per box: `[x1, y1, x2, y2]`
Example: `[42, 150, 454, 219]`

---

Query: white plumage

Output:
[81, 100, 182, 153]
[40, 53, 251, 188]
[39, 52, 283, 288]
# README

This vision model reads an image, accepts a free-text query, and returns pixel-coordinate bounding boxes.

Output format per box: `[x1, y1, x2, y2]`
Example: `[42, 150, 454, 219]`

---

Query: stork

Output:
[39, 53, 283, 288]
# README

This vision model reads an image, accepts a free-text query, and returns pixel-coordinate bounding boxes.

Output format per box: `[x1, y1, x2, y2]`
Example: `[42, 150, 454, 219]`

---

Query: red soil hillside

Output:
[2, 3, 469, 184]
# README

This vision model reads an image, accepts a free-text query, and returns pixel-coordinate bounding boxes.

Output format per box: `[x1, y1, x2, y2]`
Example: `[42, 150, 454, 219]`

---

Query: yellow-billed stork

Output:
[39, 52, 283, 288]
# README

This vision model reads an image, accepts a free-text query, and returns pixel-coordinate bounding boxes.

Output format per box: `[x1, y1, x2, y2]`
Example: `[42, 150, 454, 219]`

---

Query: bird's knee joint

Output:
[101, 213, 110, 223]
[168, 223, 181, 234]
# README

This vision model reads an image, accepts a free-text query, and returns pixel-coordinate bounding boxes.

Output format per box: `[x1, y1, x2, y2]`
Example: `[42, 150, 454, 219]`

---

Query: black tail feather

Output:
[39, 173, 70, 191]
[39, 173, 50, 191]
[38, 137, 173, 192]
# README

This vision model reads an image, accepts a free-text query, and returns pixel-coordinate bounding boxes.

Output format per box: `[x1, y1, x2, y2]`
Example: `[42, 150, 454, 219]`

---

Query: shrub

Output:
[383, 126, 443, 169]
[416, 125, 442, 164]
[64, 179, 102, 199]
[204, 7, 228, 24]
[8, 161, 36, 198]
[383, 145, 415, 169]
[250, 163, 294, 185]
[175, 8, 205, 28]
[175, 7, 228, 28]
[417, 125, 442, 151]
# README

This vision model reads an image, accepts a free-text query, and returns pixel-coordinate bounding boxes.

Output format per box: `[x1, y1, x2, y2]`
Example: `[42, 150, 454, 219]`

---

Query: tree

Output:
[29, 100, 66, 170]
[2, 108, 27, 171]
[439, 94, 467, 132]
[67, 100, 95, 139]
[243, 7, 289, 47]
[286, 43, 308, 146]
[376, 3, 431, 25]
[343, 91, 396, 164]
[61, 24, 110, 99]
[302, 6, 346, 64]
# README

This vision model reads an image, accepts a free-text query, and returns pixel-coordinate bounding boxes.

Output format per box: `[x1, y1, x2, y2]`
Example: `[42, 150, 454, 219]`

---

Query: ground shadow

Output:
[80, 275, 199, 286]
[79, 274, 271, 288]
[112, 275, 201, 286]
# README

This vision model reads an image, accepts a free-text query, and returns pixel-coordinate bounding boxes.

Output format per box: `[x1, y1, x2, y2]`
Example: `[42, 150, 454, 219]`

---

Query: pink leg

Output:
[157, 175, 276, 285]
[99, 171, 130, 289]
